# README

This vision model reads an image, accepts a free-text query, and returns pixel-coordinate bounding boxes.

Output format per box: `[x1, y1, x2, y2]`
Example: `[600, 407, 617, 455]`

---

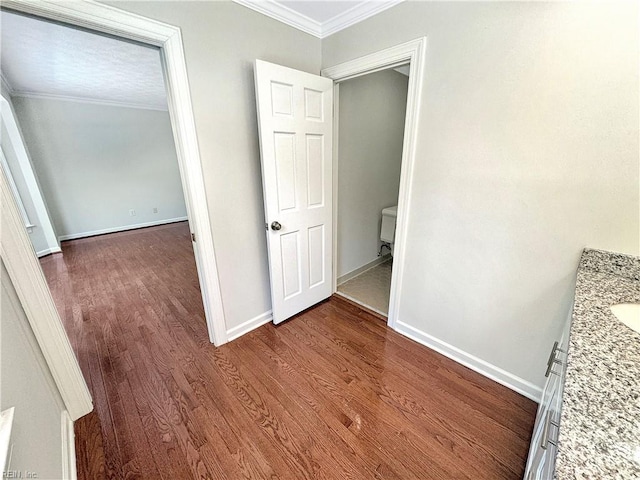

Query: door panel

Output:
[273, 132, 297, 211]
[280, 230, 302, 299]
[255, 60, 333, 323]
[305, 134, 325, 207]
[255, 60, 333, 324]
[308, 224, 325, 288]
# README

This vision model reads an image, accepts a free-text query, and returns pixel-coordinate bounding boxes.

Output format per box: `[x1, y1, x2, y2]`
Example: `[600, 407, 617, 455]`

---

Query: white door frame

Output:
[0, 95, 61, 257]
[321, 37, 427, 329]
[0, 0, 227, 349]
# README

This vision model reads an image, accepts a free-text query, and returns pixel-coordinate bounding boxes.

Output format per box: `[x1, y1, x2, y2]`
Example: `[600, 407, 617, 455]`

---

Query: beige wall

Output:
[14, 97, 187, 239]
[101, 1, 322, 331]
[1, 261, 67, 479]
[337, 69, 408, 278]
[324, 1, 639, 390]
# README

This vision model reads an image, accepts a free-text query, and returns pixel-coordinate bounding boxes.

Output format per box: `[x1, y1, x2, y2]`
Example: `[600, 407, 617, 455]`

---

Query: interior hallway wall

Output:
[337, 69, 408, 279]
[13, 97, 187, 240]
[323, 1, 639, 394]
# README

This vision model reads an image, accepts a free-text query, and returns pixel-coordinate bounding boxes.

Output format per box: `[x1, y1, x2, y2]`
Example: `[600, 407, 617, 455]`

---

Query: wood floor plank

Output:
[39, 222, 537, 479]
[237, 332, 416, 479]
[298, 307, 527, 478]
[298, 307, 530, 472]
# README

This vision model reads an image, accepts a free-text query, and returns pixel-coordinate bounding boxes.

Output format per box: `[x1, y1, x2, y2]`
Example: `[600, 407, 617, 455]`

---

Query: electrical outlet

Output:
[153, 207, 158, 214]
[129, 209, 136, 216]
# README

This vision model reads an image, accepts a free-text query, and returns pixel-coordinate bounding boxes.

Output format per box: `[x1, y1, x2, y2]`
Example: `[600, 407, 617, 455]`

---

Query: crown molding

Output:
[232, 0, 405, 39]
[321, 0, 405, 38]
[233, 0, 322, 37]
[10, 90, 168, 112]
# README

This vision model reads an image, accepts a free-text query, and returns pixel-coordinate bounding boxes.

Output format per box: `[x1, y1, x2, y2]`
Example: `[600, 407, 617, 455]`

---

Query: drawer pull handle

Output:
[545, 341, 566, 377]
[540, 411, 559, 450]
[545, 359, 563, 377]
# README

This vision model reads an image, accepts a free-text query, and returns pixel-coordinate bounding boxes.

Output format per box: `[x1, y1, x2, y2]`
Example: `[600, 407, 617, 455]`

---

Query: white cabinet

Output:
[524, 313, 571, 479]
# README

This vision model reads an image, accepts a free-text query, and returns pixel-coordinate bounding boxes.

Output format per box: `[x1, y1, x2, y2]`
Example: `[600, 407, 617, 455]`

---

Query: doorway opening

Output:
[333, 64, 409, 317]
[322, 37, 427, 329]
[0, 2, 227, 360]
[254, 39, 426, 327]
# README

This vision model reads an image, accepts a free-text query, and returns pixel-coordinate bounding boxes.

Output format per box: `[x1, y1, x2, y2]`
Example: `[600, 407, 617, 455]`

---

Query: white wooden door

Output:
[254, 60, 333, 324]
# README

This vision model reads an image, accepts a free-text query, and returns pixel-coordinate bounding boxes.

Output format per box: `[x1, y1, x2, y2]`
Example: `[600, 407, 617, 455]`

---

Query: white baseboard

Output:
[337, 254, 391, 286]
[226, 310, 273, 341]
[61, 411, 77, 480]
[36, 246, 62, 258]
[58, 217, 188, 242]
[394, 321, 542, 403]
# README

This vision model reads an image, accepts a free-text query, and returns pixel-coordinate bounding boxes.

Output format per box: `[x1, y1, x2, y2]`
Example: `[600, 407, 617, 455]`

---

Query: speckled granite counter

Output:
[556, 248, 640, 479]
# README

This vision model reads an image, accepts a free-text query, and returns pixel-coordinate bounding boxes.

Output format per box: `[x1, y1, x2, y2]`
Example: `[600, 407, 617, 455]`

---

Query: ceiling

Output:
[0, 10, 167, 110]
[233, 0, 405, 38]
[0, 2, 404, 108]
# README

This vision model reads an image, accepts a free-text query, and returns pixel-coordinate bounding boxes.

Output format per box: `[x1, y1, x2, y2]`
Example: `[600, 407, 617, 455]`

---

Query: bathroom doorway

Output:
[334, 64, 410, 317]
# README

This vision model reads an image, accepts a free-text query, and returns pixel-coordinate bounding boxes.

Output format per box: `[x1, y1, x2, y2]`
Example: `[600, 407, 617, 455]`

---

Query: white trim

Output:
[233, 0, 321, 38]
[232, 0, 405, 39]
[337, 254, 391, 286]
[0, 95, 60, 253]
[331, 83, 340, 294]
[226, 310, 273, 342]
[322, 37, 428, 333]
[57, 216, 188, 242]
[1, 161, 93, 421]
[0, 148, 32, 227]
[321, 0, 405, 38]
[395, 321, 543, 402]
[61, 411, 77, 480]
[36, 246, 62, 258]
[11, 91, 168, 112]
[2, 0, 228, 346]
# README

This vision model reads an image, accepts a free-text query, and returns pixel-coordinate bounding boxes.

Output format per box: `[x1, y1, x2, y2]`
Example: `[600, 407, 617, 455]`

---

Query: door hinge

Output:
[191, 233, 196, 242]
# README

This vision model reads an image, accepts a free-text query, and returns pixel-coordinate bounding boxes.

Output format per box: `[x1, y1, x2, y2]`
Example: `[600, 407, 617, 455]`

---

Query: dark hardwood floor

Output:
[40, 222, 536, 479]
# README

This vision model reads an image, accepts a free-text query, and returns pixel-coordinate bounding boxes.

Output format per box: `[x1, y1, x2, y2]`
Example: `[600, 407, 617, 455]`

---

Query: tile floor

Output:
[337, 259, 392, 315]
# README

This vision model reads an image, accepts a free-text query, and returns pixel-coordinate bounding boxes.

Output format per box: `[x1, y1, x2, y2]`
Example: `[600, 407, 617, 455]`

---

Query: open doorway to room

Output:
[0, 6, 229, 473]
[334, 64, 409, 317]
[255, 39, 424, 326]
[0, 8, 219, 338]
[0, 10, 188, 248]
[0, 2, 227, 351]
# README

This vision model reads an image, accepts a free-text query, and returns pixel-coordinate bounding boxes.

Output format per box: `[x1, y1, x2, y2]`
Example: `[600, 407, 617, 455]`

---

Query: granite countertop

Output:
[555, 248, 640, 479]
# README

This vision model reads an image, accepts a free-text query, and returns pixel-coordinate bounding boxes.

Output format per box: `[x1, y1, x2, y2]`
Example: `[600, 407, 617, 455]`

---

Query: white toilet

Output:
[380, 205, 398, 257]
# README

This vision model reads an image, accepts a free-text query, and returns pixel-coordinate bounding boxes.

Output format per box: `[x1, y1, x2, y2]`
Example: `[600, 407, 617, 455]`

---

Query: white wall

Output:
[13, 97, 187, 240]
[102, 1, 322, 332]
[323, 1, 639, 393]
[1, 261, 68, 479]
[337, 69, 408, 278]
